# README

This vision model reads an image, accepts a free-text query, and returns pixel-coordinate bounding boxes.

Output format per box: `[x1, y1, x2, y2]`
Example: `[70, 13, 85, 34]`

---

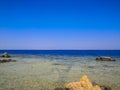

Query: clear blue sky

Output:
[0, 0, 120, 50]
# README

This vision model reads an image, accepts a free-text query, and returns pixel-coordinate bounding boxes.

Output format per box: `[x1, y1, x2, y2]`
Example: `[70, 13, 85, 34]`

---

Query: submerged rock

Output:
[65, 75, 111, 90]
[1, 52, 11, 58]
[100, 85, 112, 90]
[54, 87, 68, 90]
[0, 58, 16, 63]
[96, 56, 116, 61]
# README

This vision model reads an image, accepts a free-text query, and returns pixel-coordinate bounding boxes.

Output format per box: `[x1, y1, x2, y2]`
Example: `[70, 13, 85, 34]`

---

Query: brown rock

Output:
[0, 58, 16, 63]
[96, 56, 115, 61]
[66, 75, 101, 90]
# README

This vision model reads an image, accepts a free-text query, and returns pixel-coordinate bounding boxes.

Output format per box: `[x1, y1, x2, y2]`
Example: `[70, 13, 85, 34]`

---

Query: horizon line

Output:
[0, 49, 120, 50]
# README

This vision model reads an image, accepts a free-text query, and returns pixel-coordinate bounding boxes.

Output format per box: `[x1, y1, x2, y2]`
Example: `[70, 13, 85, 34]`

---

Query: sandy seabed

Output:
[0, 55, 120, 90]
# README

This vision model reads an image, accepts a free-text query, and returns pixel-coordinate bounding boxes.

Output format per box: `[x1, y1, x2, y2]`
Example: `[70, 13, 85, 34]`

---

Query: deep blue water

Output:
[0, 50, 120, 57]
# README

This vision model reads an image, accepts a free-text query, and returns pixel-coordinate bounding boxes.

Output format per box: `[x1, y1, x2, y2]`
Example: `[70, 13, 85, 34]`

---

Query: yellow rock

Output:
[66, 75, 101, 90]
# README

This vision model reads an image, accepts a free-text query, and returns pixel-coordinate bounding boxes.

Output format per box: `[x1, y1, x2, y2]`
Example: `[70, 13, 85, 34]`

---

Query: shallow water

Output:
[0, 54, 120, 90]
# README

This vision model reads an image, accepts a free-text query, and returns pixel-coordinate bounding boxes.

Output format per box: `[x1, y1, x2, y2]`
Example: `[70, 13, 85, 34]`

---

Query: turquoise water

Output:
[0, 51, 120, 90]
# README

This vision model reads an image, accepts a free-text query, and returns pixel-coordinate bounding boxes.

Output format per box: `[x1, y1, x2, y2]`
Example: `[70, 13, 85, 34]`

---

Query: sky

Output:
[0, 0, 120, 50]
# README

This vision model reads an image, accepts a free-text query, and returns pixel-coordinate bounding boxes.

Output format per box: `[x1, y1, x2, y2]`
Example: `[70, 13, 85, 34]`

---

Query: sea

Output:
[0, 50, 120, 90]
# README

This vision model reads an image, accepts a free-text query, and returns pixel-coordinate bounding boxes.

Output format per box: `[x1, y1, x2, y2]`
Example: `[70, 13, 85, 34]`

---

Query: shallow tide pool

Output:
[0, 55, 120, 90]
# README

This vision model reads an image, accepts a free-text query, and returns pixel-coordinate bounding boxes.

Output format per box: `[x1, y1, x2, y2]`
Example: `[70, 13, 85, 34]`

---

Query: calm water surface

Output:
[0, 50, 120, 90]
